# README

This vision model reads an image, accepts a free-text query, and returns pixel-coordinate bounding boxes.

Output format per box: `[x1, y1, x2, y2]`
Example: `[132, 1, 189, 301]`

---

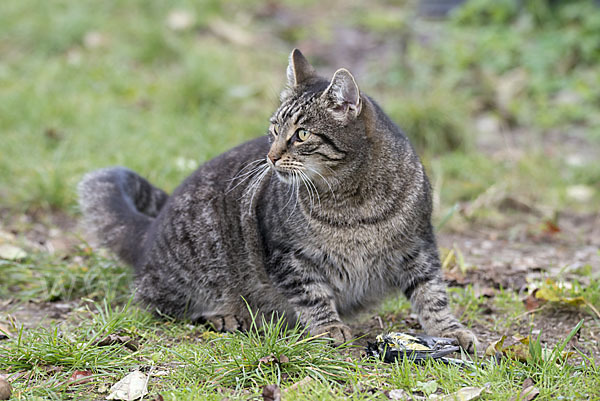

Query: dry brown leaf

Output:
[523, 291, 544, 311]
[95, 334, 139, 351]
[485, 335, 530, 362]
[509, 378, 540, 401]
[0, 377, 11, 400]
[262, 384, 281, 401]
[69, 370, 93, 385]
[258, 355, 277, 364]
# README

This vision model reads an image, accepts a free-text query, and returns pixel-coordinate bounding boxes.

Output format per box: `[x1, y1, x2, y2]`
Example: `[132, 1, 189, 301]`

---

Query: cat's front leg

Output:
[273, 257, 351, 344]
[291, 287, 351, 344]
[402, 246, 480, 353]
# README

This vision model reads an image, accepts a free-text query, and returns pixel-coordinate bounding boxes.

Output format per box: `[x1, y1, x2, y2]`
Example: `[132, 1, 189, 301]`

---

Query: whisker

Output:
[226, 159, 267, 194]
[247, 165, 270, 214]
[299, 170, 320, 211]
[305, 166, 335, 201]
[298, 170, 315, 214]
[282, 171, 297, 210]
[285, 171, 300, 223]
[227, 159, 264, 183]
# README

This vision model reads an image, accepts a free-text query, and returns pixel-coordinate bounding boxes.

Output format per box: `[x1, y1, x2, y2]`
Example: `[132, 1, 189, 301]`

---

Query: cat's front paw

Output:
[311, 323, 352, 345]
[443, 328, 480, 354]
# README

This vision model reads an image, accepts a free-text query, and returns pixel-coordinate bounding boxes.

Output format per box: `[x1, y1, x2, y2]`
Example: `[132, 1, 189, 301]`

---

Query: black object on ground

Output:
[366, 332, 472, 366]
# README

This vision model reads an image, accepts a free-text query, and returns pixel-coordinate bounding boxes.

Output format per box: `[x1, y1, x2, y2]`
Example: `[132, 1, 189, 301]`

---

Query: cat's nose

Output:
[267, 153, 280, 165]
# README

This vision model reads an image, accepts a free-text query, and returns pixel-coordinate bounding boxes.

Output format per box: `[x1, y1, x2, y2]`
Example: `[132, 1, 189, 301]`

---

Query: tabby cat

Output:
[78, 49, 478, 352]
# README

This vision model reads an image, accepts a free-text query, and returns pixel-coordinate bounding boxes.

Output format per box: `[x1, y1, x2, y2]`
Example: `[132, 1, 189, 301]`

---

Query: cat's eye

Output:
[296, 129, 311, 142]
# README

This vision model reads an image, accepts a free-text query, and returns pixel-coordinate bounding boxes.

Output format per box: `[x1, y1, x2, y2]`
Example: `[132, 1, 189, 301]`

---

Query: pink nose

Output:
[268, 153, 280, 164]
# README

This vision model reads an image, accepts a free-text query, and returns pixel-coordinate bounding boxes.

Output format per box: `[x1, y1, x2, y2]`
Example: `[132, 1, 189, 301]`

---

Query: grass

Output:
[0, 245, 130, 303]
[2, 301, 599, 400]
[1, 0, 600, 399]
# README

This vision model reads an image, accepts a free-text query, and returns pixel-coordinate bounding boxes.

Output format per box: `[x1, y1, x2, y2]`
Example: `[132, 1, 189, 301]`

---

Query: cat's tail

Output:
[77, 167, 169, 266]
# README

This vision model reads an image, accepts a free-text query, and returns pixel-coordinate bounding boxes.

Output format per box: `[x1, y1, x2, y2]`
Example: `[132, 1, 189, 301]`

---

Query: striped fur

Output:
[78, 49, 478, 352]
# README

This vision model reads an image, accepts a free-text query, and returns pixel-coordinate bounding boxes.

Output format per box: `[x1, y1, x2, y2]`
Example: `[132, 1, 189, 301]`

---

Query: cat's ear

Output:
[286, 49, 316, 87]
[322, 68, 362, 120]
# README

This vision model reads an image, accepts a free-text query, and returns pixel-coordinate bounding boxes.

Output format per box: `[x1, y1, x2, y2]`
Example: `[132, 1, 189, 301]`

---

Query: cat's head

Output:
[266, 49, 370, 190]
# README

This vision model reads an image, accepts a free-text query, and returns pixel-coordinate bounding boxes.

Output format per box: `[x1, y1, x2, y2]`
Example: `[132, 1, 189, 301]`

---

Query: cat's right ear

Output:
[286, 49, 316, 88]
[321, 68, 362, 121]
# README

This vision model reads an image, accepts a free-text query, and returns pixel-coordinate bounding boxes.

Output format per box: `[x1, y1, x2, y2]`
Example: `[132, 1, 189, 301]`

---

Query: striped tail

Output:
[77, 167, 169, 267]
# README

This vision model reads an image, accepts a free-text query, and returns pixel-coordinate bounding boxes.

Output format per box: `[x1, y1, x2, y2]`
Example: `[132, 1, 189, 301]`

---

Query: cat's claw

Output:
[443, 328, 480, 354]
[312, 323, 352, 345]
[206, 314, 249, 332]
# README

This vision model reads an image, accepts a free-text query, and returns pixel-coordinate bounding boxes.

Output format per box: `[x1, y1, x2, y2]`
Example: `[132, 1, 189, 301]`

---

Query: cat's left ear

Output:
[322, 68, 362, 120]
[286, 49, 316, 87]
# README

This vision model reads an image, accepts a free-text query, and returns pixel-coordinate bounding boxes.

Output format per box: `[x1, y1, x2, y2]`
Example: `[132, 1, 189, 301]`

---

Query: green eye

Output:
[297, 129, 311, 141]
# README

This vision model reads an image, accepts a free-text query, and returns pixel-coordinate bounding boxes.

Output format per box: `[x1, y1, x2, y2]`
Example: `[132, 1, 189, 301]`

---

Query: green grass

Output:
[2, 291, 599, 400]
[0, 245, 130, 302]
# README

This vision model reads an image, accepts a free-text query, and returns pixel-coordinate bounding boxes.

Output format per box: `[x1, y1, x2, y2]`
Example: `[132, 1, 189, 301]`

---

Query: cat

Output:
[78, 49, 478, 352]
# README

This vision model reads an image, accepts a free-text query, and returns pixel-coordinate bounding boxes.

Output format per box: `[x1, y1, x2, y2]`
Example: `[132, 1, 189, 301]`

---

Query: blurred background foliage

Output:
[0, 0, 598, 221]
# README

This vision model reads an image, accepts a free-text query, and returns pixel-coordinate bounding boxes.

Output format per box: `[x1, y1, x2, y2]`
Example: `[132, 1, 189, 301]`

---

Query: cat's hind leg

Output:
[204, 314, 250, 332]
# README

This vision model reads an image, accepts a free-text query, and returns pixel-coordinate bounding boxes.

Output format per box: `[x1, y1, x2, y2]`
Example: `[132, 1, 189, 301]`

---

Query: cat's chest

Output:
[304, 220, 410, 311]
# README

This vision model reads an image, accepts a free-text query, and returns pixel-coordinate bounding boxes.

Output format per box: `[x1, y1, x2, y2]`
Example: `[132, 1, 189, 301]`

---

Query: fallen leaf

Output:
[262, 384, 281, 401]
[106, 371, 148, 401]
[279, 354, 289, 364]
[0, 244, 27, 260]
[509, 378, 539, 401]
[95, 334, 139, 351]
[415, 380, 438, 396]
[69, 370, 93, 385]
[523, 291, 544, 311]
[541, 220, 560, 235]
[387, 388, 410, 400]
[485, 335, 530, 362]
[534, 280, 586, 307]
[0, 377, 11, 400]
[432, 386, 484, 400]
[258, 355, 277, 365]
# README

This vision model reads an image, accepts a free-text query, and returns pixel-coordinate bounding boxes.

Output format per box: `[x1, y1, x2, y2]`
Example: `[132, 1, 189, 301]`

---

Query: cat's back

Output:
[176, 136, 270, 196]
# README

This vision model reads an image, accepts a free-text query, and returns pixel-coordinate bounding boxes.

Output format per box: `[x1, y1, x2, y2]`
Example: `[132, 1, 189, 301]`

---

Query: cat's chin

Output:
[273, 170, 294, 185]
